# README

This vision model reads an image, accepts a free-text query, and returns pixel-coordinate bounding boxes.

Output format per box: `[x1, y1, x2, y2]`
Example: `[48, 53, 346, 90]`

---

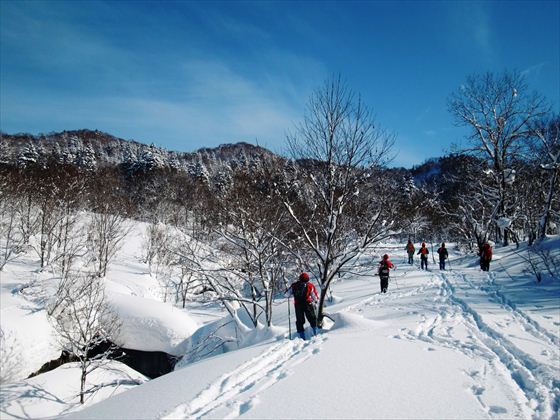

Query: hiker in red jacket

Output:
[286, 272, 319, 339]
[437, 243, 449, 270]
[479, 242, 493, 271]
[405, 239, 415, 265]
[378, 254, 395, 293]
[417, 242, 430, 270]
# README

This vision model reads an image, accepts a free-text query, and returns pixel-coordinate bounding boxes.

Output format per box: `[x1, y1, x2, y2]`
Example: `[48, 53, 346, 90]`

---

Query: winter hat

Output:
[441, 242, 445, 247]
[299, 272, 310, 282]
[383, 254, 389, 260]
[422, 242, 426, 247]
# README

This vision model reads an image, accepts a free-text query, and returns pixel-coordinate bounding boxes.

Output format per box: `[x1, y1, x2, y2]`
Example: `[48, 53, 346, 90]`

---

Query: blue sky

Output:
[1, 0, 558, 167]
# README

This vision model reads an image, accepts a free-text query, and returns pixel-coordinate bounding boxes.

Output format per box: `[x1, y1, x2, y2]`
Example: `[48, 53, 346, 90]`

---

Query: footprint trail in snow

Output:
[160, 335, 325, 420]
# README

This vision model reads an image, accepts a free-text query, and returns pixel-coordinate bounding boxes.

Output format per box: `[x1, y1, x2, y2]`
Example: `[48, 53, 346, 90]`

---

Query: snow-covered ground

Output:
[1, 224, 559, 419]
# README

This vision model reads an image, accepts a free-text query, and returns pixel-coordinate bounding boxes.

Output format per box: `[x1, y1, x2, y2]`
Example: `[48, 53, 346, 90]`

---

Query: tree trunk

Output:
[540, 168, 558, 240]
[80, 366, 86, 404]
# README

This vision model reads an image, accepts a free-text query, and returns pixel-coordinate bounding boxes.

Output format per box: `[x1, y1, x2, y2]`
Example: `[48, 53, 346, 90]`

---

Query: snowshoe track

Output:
[160, 336, 325, 419]
[439, 273, 559, 419]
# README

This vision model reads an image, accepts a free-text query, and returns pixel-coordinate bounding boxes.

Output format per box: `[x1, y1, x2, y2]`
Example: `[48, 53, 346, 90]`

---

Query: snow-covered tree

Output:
[211, 169, 288, 327]
[48, 272, 120, 404]
[283, 76, 395, 326]
[448, 71, 548, 245]
[530, 116, 560, 239]
[88, 203, 129, 277]
[16, 142, 39, 168]
[76, 144, 97, 171]
[0, 194, 25, 271]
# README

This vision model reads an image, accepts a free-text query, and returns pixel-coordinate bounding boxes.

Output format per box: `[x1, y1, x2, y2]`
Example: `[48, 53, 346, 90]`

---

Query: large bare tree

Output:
[448, 71, 548, 245]
[284, 77, 395, 326]
[48, 272, 120, 404]
[530, 116, 560, 240]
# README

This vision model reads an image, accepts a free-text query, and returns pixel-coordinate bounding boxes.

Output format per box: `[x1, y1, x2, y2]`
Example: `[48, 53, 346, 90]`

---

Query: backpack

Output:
[293, 281, 308, 302]
[378, 261, 390, 278]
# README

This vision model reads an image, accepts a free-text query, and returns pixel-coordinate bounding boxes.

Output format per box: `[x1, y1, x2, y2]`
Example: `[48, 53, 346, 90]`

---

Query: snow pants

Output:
[294, 303, 317, 333]
[420, 256, 428, 270]
[407, 253, 414, 264]
[439, 258, 446, 270]
[380, 276, 389, 293]
[480, 259, 490, 271]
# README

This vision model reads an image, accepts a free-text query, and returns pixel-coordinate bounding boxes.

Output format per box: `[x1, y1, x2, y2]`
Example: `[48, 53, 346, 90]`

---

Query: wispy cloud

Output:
[0, 1, 328, 153]
[444, 1, 494, 59]
[522, 62, 548, 77]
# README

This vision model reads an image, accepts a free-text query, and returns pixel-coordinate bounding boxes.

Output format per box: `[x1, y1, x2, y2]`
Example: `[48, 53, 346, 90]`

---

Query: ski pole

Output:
[287, 295, 292, 340]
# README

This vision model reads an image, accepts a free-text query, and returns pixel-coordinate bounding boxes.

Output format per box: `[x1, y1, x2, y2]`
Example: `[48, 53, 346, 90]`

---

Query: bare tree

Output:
[530, 116, 560, 239]
[0, 195, 25, 271]
[48, 272, 120, 404]
[209, 169, 288, 327]
[283, 77, 395, 326]
[0, 327, 22, 384]
[31, 183, 66, 269]
[143, 222, 173, 276]
[448, 71, 548, 245]
[88, 203, 129, 277]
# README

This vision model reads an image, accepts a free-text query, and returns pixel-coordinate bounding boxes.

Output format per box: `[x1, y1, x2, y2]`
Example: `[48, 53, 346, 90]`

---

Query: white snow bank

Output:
[174, 309, 286, 369]
[108, 292, 198, 355]
[0, 361, 147, 419]
[329, 311, 384, 331]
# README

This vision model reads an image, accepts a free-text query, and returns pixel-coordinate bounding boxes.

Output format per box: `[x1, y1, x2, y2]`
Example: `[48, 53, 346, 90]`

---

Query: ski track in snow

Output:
[160, 335, 325, 420]
[389, 268, 559, 419]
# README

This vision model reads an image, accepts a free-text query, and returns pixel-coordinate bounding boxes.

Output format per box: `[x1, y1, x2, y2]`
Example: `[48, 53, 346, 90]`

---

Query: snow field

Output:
[1, 229, 559, 419]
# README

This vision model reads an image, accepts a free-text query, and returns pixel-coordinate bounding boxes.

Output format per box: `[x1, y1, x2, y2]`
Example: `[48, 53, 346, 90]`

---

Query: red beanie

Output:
[299, 272, 310, 281]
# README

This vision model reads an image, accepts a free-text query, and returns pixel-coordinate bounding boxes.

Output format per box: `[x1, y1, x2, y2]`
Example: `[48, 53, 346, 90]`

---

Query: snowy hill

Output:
[2, 224, 558, 419]
[0, 130, 283, 175]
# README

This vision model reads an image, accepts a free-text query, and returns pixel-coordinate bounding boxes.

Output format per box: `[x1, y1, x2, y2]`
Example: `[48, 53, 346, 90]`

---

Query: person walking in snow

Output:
[286, 273, 319, 339]
[378, 254, 395, 293]
[405, 239, 415, 265]
[437, 242, 449, 270]
[479, 242, 493, 272]
[417, 242, 429, 270]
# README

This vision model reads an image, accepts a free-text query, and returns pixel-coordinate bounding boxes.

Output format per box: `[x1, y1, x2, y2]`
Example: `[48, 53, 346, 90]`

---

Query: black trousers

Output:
[421, 256, 428, 270]
[439, 259, 446, 270]
[295, 303, 317, 333]
[480, 259, 490, 271]
[380, 276, 389, 293]
[408, 253, 414, 264]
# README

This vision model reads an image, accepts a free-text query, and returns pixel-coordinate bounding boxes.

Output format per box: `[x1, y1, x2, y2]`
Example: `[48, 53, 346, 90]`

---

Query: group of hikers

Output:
[404, 240, 493, 272]
[404, 240, 449, 270]
[286, 240, 494, 340]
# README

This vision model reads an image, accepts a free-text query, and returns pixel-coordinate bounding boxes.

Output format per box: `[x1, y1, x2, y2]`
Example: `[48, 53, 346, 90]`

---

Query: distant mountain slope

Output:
[0, 129, 283, 175]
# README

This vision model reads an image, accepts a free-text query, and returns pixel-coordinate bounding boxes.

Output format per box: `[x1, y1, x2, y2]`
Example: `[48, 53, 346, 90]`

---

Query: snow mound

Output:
[329, 311, 384, 331]
[108, 292, 198, 355]
[0, 361, 147, 419]
[175, 310, 286, 370]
